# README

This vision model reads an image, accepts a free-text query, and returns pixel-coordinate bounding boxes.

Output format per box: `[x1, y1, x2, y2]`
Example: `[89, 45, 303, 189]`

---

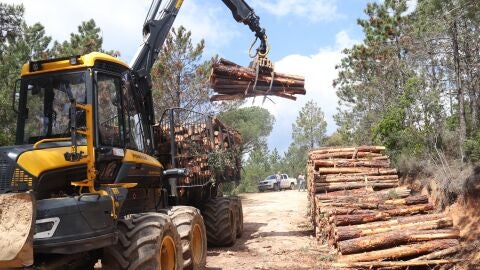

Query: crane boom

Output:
[130, 0, 268, 79]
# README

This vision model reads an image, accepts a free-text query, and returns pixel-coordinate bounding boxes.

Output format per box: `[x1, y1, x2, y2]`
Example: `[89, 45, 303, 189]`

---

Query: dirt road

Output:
[206, 190, 333, 270]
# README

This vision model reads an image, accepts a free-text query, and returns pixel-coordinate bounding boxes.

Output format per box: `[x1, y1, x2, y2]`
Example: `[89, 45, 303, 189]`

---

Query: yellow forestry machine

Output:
[0, 0, 271, 269]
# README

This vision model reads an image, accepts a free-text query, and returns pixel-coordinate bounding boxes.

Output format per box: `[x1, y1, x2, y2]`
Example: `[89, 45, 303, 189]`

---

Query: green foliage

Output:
[0, 3, 118, 146]
[151, 26, 211, 116]
[51, 19, 117, 57]
[324, 132, 347, 147]
[333, 0, 480, 165]
[292, 100, 327, 149]
[219, 106, 275, 153]
[464, 131, 480, 162]
[238, 144, 271, 193]
[0, 4, 51, 145]
[282, 143, 308, 177]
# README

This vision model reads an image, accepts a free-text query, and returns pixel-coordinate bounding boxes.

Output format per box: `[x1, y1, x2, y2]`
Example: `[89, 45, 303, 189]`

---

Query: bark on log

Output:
[334, 216, 453, 241]
[309, 146, 386, 156]
[411, 244, 462, 260]
[332, 212, 392, 226]
[331, 204, 434, 226]
[317, 167, 397, 175]
[337, 239, 460, 262]
[313, 160, 390, 168]
[336, 213, 446, 230]
[383, 203, 434, 216]
[315, 174, 398, 183]
[332, 259, 462, 268]
[311, 151, 384, 160]
[209, 58, 306, 101]
[314, 187, 411, 201]
[338, 229, 460, 255]
[315, 182, 398, 192]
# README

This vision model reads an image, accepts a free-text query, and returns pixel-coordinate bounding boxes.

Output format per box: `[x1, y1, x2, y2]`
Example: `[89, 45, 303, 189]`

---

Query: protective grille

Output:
[0, 154, 15, 193]
[11, 168, 33, 192]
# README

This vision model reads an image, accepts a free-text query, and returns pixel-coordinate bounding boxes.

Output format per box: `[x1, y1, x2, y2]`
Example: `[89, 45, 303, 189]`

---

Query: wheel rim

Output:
[191, 224, 204, 265]
[160, 235, 176, 270]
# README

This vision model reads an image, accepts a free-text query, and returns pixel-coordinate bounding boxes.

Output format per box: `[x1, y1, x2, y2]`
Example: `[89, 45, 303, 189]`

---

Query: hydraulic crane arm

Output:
[130, 0, 269, 79]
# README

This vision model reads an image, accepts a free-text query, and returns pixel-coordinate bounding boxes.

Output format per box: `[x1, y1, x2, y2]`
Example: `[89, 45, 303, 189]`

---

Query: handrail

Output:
[33, 138, 71, 149]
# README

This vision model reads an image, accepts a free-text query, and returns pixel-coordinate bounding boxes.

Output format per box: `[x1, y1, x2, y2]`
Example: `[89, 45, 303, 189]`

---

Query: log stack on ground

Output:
[209, 58, 306, 101]
[307, 146, 462, 268]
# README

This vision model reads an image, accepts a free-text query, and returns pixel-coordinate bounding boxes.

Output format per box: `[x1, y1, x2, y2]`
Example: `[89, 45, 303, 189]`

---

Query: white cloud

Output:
[253, 31, 358, 153]
[403, 0, 418, 16]
[254, 0, 341, 22]
[8, 0, 239, 63]
[173, 0, 240, 55]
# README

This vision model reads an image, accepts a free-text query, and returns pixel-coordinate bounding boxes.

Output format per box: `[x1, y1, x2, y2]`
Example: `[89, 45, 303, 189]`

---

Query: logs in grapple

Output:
[209, 58, 306, 101]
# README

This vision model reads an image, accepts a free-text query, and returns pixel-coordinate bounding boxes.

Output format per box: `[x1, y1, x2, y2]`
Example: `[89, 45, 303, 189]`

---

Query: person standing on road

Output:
[298, 174, 306, 191]
[275, 172, 281, 191]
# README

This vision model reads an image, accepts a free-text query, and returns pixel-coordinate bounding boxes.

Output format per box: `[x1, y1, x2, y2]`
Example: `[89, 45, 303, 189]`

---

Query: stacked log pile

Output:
[307, 146, 462, 268]
[154, 115, 242, 186]
[209, 58, 306, 101]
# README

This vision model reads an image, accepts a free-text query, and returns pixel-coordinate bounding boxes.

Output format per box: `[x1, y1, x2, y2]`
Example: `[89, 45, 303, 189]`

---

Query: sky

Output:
[7, 0, 416, 154]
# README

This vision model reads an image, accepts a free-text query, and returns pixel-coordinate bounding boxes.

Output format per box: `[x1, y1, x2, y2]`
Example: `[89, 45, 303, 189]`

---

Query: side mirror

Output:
[12, 79, 20, 113]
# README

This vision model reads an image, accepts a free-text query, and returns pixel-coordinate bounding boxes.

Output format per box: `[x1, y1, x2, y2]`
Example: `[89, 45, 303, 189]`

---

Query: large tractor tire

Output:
[102, 213, 183, 270]
[230, 196, 244, 238]
[166, 206, 207, 270]
[202, 197, 237, 246]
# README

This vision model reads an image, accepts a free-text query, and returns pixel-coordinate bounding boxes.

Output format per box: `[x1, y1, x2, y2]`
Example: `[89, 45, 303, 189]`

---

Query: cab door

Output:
[94, 71, 126, 183]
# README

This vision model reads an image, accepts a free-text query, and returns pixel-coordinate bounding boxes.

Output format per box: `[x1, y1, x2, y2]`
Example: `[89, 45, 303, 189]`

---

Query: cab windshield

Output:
[18, 71, 87, 145]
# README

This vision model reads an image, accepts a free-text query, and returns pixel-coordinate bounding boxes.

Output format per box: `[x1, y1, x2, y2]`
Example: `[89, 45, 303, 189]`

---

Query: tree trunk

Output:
[317, 167, 397, 175]
[338, 229, 459, 255]
[332, 259, 462, 268]
[334, 216, 453, 241]
[315, 182, 398, 192]
[451, 20, 466, 161]
[411, 244, 462, 261]
[331, 204, 433, 226]
[337, 239, 460, 262]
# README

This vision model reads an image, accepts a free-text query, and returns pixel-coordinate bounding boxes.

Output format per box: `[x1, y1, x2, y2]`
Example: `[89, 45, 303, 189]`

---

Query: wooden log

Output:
[211, 66, 305, 86]
[411, 244, 462, 261]
[317, 167, 397, 175]
[334, 216, 453, 241]
[314, 182, 398, 192]
[338, 229, 460, 255]
[336, 213, 446, 230]
[310, 151, 384, 160]
[309, 146, 386, 156]
[332, 212, 392, 226]
[314, 159, 390, 168]
[332, 259, 462, 268]
[315, 174, 398, 183]
[314, 188, 373, 199]
[314, 187, 410, 201]
[383, 203, 434, 216]
[318, 195, 426, 207]
[319, 207, 378, 216]
[384, 195, 429, 205]
[337, 239, 460, 263]
[331, 204, 434, 226]
[315, 179, 399, 188]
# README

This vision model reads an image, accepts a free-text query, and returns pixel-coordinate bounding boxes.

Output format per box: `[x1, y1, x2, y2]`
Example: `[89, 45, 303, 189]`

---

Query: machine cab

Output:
[10, 53, 161, 196]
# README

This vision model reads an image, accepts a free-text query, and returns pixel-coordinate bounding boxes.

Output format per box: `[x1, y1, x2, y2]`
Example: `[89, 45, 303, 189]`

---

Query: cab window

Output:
[96, 73, 124, 147]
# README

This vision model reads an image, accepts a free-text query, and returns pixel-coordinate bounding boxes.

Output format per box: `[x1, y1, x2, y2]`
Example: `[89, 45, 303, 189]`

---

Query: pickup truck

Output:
[258, 174, 298, 191]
